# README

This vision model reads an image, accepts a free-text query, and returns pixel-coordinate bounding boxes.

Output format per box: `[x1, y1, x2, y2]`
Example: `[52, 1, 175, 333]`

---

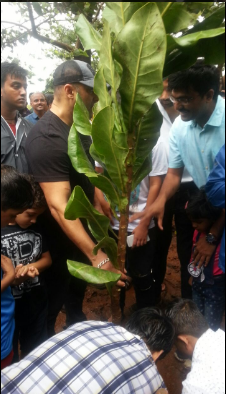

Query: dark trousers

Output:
[193, 276, 225, 331]
[115, 227, 161, 310]
[155, 181, 198, 299]
[12, 286, 48, 362]
[45, 256, 87, 338]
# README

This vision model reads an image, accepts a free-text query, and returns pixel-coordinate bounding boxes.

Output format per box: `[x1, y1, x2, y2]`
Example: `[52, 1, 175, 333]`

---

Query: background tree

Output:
[1, 2, 104, 66]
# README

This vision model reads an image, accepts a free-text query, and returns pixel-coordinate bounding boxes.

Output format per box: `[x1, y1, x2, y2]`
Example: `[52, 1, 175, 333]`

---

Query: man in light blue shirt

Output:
[25, 92, 47, 124]
[134, 64, 225, 270]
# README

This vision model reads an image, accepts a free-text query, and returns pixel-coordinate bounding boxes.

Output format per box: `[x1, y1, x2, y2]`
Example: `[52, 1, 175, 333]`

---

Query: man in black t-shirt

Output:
[25, 60, 129, 336]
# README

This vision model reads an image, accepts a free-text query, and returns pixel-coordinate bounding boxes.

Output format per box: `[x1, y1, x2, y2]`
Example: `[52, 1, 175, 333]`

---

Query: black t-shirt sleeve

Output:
[26, 134, 71, 183]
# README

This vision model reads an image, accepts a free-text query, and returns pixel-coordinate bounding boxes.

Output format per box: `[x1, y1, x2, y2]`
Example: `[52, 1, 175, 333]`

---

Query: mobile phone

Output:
[127, 234, 150, 247]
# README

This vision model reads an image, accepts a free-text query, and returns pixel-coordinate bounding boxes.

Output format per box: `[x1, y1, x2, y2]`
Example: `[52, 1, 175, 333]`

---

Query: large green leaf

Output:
[68, 123, 97, 178]
[164, 27, 225, 76]
[67, 260, 120, 284]
[159, 3, 197, 34]
[103, 2, 148, 35]
[93, 66, 112, 116]
[114, 2, 166, 131]
[99, 22, 121, 94]
[133, 103, 162, 176]
[184, 5, 225, 34]
[132, 155, 152, 191]
[76, 14, 102, 52]
[92, 106, 128, 192]
[73, 94, 91, 136]
[65, 186, 110, 241]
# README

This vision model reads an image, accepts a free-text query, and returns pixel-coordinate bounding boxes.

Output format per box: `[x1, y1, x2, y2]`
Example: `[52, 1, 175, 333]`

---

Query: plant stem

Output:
[111, 132, 134, 324]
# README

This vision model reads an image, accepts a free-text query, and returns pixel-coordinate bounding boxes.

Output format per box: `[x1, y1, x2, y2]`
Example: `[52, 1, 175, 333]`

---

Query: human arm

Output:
[12, 251, 52, 285]
[29, 251, 52, 273]
[12, 264, 39, 285]
[1, 255, 15, 292]
[132, 175, 164, 247]
[40, 181, 129, 287]
[130, 168, 183, 230]
[193, 210, 225, 268]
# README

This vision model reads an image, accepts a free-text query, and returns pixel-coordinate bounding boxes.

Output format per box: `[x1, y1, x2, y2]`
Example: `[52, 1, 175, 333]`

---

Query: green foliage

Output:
[65, 2, 225, 288]
[67, 260, 120, 292]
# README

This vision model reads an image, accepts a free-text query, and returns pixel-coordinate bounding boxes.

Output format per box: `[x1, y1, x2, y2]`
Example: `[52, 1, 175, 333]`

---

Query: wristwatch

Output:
[206, 233, 218, 245]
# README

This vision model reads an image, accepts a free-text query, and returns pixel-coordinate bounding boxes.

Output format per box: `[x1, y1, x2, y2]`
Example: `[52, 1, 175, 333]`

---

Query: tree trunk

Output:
[110, 132, 134, 324]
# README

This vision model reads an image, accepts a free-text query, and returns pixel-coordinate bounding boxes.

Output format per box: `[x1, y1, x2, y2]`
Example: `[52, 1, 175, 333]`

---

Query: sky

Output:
[1, 3, 63, 97]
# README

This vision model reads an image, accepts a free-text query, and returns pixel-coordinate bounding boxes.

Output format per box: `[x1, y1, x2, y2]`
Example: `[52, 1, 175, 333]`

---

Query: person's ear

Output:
[205, 89, 215, 102]
[178, 335, 189, 346]
[64, 84, 76, 99]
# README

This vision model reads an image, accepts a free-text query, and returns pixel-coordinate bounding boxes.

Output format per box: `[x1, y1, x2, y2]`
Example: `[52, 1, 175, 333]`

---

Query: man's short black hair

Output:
[186, 186, 222, 222]
[165, 299, 209, 338]
[126, 307, 175, 360]
[168, 64, 220, 101]
[45, 93, 54, 106]
[1, 62, 28, 87]
[1, 165, 34, 211]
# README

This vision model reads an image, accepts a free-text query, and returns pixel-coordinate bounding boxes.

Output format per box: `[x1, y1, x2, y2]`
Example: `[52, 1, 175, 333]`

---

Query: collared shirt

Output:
[182, 329, 225, 394]
[156, 99, 193, 183]
[1, 321, 166, 394]
[168, 95, 225, 188]
[25, 111, 39, 124]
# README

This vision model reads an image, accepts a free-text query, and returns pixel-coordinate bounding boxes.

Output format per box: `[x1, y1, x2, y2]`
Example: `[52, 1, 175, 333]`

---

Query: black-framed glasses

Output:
[170, 96, 195, 105]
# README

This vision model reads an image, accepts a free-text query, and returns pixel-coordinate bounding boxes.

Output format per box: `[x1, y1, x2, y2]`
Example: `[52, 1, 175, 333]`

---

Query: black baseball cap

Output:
[53, 60, 95, 88]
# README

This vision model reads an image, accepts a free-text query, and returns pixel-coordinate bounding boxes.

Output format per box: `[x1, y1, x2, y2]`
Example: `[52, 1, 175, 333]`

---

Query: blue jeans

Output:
[192, 276, 225, 331]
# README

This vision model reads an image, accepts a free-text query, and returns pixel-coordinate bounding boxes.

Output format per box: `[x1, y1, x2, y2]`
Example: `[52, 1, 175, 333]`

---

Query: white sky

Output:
[1, 3, 64, 97]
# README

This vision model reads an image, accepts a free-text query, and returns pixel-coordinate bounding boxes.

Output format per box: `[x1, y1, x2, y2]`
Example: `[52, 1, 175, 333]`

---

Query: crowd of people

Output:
[1, 59, 225, 393]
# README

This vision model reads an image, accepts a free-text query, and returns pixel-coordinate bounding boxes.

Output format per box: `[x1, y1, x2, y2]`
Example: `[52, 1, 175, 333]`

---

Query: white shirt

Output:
[156, 99, 193, 183]
[95, 137, 169, 232]
[182, 329, 225, 394]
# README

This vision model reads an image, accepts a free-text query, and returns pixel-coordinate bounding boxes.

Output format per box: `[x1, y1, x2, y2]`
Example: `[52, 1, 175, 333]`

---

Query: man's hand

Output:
[193, 236, 217, 268]
[98, 258, 132, 289]
[1, 255, 15, 292]
[132, 223, 149, 248]
[130, 199, 165, 231]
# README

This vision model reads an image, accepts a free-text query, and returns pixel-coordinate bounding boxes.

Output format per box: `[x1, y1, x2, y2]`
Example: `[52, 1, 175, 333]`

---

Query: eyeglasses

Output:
[170, 96, 195, 105]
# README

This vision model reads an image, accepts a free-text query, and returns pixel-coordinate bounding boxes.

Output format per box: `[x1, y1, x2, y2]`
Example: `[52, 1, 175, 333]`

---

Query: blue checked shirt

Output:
[1, 321, 167, 394]
[169, 95, 225, 188]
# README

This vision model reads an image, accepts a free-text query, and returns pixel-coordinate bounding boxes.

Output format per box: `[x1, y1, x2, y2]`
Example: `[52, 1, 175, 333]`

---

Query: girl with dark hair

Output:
[186, 187, 225, 331]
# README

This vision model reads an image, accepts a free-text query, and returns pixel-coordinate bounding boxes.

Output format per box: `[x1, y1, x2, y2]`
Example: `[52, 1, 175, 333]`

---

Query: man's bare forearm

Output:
[156, 168, 183, 205]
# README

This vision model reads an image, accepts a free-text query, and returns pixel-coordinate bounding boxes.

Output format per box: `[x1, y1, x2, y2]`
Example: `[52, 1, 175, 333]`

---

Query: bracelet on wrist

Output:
[97, 258, 110, 269]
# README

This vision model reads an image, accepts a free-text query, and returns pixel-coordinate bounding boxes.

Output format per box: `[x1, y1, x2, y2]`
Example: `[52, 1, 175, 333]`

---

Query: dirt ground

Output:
[55, 232, 225, 394]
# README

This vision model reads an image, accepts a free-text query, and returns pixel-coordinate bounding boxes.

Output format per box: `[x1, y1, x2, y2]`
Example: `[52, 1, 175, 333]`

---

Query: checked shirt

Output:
[1, 321, 166, 394]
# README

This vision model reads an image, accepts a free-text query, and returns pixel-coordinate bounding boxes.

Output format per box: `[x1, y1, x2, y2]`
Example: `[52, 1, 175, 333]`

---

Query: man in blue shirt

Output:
[206, 144, 225, 273]
[131, 64, 225, 271]
[25, 92, 48, 124]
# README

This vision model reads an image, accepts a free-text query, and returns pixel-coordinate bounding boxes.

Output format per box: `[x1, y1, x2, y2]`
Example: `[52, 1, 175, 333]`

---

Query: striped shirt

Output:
[1, 321, 166, 394]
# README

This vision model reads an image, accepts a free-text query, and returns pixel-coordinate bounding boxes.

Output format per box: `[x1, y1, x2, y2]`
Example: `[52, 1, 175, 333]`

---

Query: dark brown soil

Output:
[55, 233, 225, 394]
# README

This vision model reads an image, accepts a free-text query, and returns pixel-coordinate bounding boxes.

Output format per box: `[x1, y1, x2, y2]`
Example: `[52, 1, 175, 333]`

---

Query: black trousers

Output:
[114, 227, 161, 310]
[155, 181, 198, 299]
[44, 255, 87, 338]
[12, 285, 48, 362]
